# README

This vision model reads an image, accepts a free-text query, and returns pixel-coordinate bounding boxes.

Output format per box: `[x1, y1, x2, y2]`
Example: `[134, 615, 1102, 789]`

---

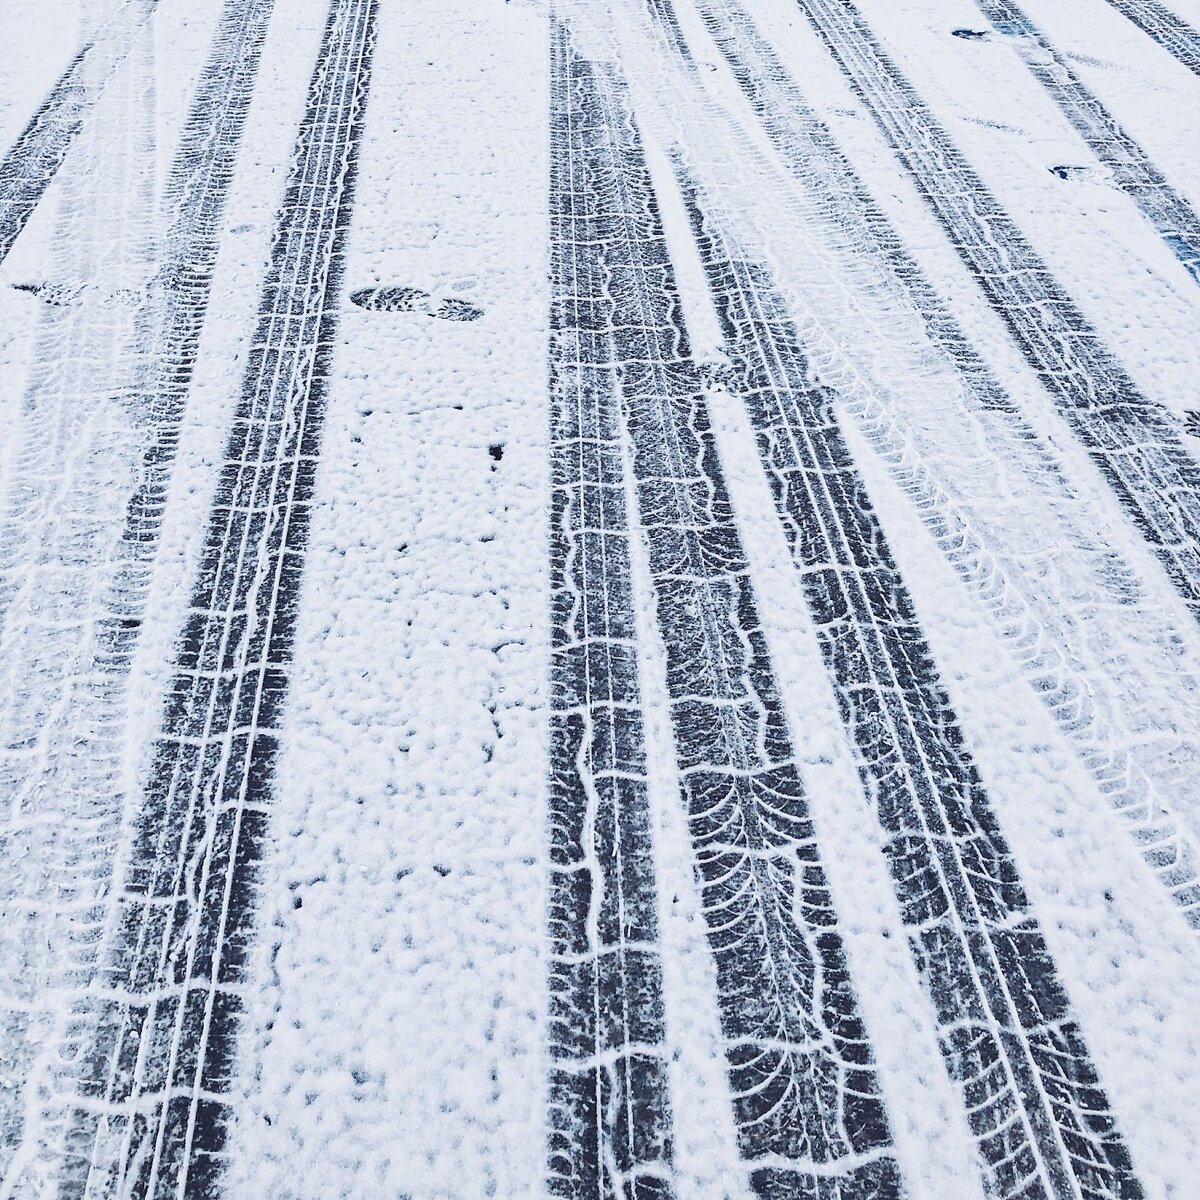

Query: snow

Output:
[222, 4, 551, 1196]
[0, 0, 1199, 1196]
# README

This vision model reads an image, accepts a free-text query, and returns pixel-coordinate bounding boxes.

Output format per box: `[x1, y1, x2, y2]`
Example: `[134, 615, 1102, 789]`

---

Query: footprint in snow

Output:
[11, 280, 142, 308]
[350, 284, 483, 321]
[1049, 164, 1092, 180]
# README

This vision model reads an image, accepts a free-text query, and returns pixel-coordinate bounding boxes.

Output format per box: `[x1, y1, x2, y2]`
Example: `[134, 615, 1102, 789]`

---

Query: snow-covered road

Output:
[1, 0, 1199, 1196]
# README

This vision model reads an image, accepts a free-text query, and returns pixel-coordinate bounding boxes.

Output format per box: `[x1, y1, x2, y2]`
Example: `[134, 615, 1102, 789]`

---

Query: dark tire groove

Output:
[555, 22, 904, 1198]
[63, 1, 379, 1194]
[0, 0, 158, 264]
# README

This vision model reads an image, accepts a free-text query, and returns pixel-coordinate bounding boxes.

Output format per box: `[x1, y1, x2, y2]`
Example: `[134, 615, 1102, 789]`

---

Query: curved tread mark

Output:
[350, 283, 431, 310]
[556, 22, 904, 1197]
[431, 296, 484, 321]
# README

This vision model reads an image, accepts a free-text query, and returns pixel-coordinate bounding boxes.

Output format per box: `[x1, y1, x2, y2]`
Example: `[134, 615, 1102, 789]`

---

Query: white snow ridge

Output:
[0, 0, 1198, 1197]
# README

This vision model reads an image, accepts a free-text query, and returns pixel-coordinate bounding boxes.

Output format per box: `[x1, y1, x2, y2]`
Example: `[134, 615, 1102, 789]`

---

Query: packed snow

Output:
[1, 0, 1199, 1196]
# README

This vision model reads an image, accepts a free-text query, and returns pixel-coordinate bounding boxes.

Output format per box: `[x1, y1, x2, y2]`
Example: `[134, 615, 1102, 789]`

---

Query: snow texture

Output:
[0, 0, 1199, 1197]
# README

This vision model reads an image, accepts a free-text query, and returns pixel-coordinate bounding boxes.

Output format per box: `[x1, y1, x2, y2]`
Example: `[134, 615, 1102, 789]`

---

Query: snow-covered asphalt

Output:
[1, 0, 1199, 1196]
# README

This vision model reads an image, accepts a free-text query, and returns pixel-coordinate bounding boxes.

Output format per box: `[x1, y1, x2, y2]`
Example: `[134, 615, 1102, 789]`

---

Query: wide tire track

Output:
[62, 2, 378, 1195]
[781, 0, 1200, 629]
[1102, 0, 1200, 79]
[641, 0, 1200, 927]
[558, 23, 905, 1197]
[0, 0, 158, 265]
[0, 0, 280, 1185]
[547, 21, 677, 1199]
[677, 160, 1142, 1197]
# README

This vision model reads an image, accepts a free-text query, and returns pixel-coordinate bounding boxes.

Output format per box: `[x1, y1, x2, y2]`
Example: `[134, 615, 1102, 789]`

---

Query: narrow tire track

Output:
[547, 17, 678, 1198]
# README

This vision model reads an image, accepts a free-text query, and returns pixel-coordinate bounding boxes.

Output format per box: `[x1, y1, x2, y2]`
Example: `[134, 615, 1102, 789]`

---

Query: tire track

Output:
[784, 0, 1200, 626]
[95, 0, 279, 771]
[62, 2, 378, 1194]
[640, 0, 1200, 925]
[1101, 0, 1200, 76]
[0, 0, 158, 265]
[0, 0, 278, 1186]
[966, 0, 1200, 282]
[557, 22, 904, 1196]
[547, 20, 676, 1197]
[0, 16, 160, 1188]
[673, 162, 1142, 1199]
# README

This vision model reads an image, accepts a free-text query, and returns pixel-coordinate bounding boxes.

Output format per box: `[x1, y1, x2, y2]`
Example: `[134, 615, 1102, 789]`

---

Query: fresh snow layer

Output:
[0, 0, 1198, 1197]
